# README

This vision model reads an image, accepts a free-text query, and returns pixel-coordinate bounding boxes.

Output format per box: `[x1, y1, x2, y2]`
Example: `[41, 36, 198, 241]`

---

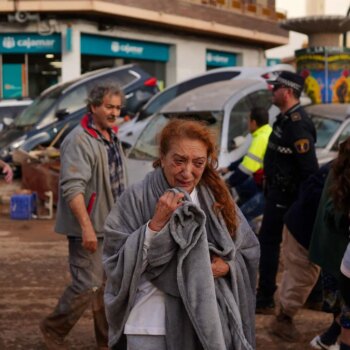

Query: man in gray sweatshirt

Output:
[40, 83, 126, 350]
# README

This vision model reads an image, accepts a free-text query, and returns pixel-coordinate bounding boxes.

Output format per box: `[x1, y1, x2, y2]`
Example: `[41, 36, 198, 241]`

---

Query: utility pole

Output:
[343, 4, 350, 47]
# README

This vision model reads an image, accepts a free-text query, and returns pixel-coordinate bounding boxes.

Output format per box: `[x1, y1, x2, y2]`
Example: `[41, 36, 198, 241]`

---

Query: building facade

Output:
[0, 0, 288, 98]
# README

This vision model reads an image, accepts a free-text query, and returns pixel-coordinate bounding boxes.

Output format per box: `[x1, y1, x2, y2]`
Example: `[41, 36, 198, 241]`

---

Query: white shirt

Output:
[124, 188, 199, 335]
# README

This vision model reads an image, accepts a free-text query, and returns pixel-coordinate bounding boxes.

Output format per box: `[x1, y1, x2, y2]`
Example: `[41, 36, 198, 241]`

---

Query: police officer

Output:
[256, 71, 319, 313]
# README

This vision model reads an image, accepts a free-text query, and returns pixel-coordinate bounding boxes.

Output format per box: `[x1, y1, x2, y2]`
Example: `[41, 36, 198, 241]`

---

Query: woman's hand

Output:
[149, 191, 185, 231]
[211, 255, 230, 278]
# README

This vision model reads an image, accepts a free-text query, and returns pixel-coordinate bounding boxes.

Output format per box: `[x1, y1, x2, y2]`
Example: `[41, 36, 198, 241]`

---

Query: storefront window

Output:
[28, 54, 61, 98]
[1, 53, 61, 99]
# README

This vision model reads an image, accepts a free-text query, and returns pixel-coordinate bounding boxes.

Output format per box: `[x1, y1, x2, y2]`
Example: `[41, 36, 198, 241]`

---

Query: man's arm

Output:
[290, 124, 319, 181]
[218, 157, 243, 175]
[69, 193, 97, 253]
[0, 160, 13, 183]
[59, 132, 96, 251]
[227, 168, 249, 187]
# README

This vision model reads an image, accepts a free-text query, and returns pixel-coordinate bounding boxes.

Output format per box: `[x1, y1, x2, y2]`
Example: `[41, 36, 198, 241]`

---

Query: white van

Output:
[119, 64, 293, 148]
[126, 78, 279, 185]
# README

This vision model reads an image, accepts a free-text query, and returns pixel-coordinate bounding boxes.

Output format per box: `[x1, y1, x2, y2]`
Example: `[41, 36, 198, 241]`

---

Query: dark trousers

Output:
[257, 198, 289, 300]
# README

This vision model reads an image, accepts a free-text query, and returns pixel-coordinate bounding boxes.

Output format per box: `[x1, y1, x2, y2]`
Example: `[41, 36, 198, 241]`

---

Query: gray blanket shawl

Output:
[103, 168, 260, 349]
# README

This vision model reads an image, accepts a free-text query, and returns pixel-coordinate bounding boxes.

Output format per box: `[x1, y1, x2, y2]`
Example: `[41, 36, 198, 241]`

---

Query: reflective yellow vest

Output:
[238, 124, 272, 175]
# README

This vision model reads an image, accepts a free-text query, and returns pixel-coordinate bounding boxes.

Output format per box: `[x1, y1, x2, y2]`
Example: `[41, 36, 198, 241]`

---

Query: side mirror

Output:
[56, 109, 69, 120]
[231, 135, 246, 150]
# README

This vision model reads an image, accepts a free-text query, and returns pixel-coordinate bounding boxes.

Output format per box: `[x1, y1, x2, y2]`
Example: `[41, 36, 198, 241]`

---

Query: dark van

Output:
[0, 64, 158, 160]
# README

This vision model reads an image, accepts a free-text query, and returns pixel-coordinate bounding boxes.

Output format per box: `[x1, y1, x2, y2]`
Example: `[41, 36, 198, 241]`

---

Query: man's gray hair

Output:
[86, 83, 124, 112]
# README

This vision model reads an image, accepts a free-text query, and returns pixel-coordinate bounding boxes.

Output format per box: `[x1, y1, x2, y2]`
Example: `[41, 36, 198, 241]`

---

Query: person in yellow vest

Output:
[219, 107, 272, 229]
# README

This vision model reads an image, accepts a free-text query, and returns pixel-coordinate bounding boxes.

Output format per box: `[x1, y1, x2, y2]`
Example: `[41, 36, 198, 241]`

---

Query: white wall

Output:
[170, 40, 206, 84]
[67, 21, 263, 85]
[0, 19, 267, 86]
[61, 24, 81, 82]
[266, 0, 350, 60]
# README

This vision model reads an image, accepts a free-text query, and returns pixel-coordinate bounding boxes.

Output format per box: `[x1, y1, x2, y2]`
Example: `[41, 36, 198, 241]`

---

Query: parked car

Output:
[10, 110, 134, 165]
[0, 64, 158, 161]
[305, 103, 350, 165]
[125, 78, 279, 185]
[0, 99, 32, 131]
[118, 64, 294, 148]
[7, 64, 294, 160]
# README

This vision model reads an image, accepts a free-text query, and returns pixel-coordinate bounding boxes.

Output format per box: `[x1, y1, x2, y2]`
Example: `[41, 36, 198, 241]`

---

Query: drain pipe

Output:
[343, 5, 350, 47]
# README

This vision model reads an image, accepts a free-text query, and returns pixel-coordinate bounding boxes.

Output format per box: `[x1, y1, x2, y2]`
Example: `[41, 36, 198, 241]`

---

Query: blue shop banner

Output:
[206, 50, 237, 67]
[267, 58, 281, 66]
[0, 33, 61, 53]
[81, 34, 169, 62]
[2, 63, 23, 98]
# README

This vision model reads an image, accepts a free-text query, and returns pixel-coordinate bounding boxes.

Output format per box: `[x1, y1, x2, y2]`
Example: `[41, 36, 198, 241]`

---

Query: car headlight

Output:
[9, 136, 26, 150]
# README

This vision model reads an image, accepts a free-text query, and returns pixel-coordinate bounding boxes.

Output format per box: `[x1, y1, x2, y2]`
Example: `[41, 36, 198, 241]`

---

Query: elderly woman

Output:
[103, 119, 260, 350]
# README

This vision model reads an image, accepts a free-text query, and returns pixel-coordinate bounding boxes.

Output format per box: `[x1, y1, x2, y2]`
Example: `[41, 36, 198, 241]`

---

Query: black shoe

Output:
[270, 312, 301, 342]
[304, 292, 323, 311]
[256, 296, 275, 315]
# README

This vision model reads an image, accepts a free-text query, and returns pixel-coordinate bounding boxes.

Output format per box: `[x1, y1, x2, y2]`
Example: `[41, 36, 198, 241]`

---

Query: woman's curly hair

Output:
[153, 118, 237, 238]
[330, 136, 350, 214]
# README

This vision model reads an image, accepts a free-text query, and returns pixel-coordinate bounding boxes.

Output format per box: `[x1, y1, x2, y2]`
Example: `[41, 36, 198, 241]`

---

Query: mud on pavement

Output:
[0, 183, 333, 349]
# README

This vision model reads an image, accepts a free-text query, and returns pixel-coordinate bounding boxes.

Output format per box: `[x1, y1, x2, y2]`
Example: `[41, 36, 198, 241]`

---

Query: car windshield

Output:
[138, 71, 240, 121]
[128, 111, 223, 160]
[310, 114, 342, 148]
[14, 82, 72, 127]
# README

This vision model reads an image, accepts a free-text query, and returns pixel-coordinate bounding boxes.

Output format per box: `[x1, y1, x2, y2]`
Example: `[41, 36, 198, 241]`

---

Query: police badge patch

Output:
[290, 112, 301, 121]
[294, 139, 310, 153]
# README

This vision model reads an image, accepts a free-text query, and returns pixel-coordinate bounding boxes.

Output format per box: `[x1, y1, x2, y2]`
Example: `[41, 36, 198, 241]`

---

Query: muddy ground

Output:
[0, 180, 333, 349]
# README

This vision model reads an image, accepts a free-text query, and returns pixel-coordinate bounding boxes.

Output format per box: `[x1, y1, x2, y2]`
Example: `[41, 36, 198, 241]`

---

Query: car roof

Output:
[142, 64, 293, 109]
[160, 78, 267, 113]
[41, 64, 139, 96]
[305, 103, 350, 121]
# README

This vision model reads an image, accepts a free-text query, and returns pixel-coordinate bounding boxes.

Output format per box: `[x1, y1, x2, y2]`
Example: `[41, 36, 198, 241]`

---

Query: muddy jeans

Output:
[43, 237, 108, 347]
[279, 226, 320, 318]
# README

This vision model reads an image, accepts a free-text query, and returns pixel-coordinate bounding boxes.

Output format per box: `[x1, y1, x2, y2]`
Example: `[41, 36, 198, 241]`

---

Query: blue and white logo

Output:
[207, 52, 229, 64]
[111, 41, 144, 56]
[207, 50, 236, 67]
[0, 34, 61, 53]
[2, 37, 16, 49]
[111, 41, 120, 53]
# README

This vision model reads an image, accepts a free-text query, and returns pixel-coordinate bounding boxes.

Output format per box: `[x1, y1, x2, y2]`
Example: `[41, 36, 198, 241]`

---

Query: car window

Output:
[310, 115, 342, 149]
[331, 122, 350, 151]
[247, 90, 272, 109]
[129, 111, 223, 160]
[139, 71, 240, 121]
[58, 85, 88, 115]
[14, 83, 70, 127]
[106, 69, 138, 86]
[0, 105, 28, 120]
[227, 96, 251, 152]
[125, 89, 155, 116]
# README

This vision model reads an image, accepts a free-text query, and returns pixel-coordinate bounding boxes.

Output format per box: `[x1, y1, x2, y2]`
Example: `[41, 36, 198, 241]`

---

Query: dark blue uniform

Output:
[257, 103, 319, 306]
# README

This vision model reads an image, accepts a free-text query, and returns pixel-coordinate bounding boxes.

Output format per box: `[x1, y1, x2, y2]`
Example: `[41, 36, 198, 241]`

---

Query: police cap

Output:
[268, 71, 305, 93]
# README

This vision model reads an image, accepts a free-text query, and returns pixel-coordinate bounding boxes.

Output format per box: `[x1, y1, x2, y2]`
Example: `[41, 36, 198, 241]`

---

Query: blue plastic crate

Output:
[10, 193, 37, 220]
